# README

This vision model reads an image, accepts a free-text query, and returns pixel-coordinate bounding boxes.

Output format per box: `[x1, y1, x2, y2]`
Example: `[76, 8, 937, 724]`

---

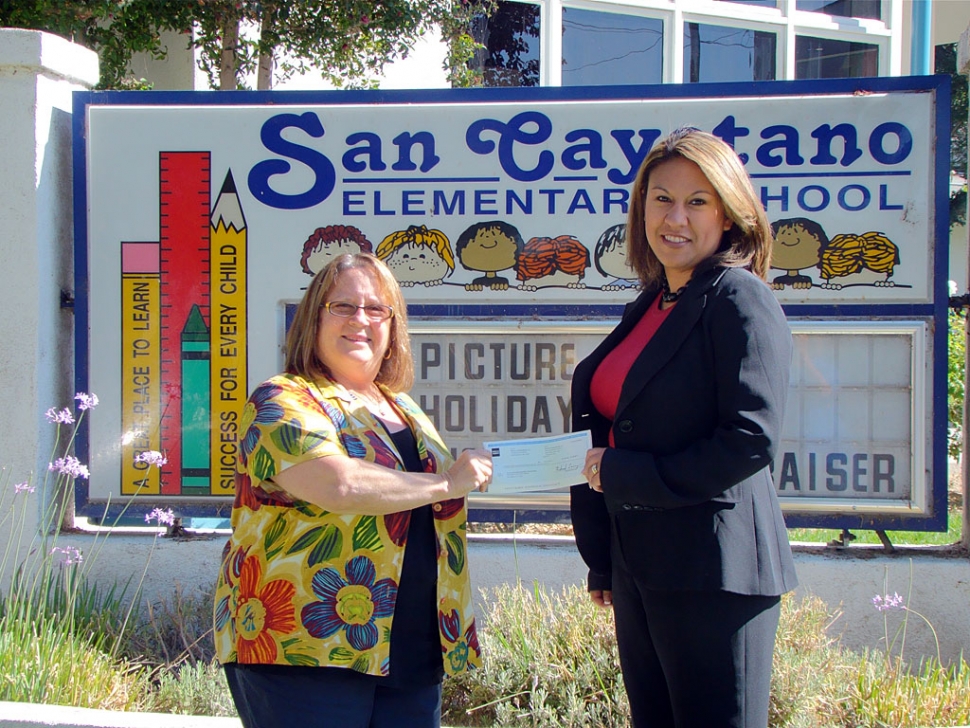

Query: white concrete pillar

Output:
[0, 29, 98, 555]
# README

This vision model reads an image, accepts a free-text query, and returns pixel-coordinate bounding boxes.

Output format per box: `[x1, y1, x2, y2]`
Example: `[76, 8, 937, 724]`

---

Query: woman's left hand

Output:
[582, 448, 607, 492]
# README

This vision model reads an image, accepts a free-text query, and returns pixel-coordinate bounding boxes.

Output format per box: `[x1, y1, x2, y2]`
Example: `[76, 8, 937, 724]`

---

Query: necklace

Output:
[661, 274, 687, 303]
[348, 386, 391, 419]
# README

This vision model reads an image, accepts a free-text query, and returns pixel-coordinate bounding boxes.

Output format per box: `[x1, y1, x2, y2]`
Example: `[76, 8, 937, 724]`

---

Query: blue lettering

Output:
[811, 124, 863, 166]
[798, 185, 830, 212]
[838, 184, 870, 211]
[402, 190, 425, 215]
[343, 190, 366, 215]
[507, 189, 532, 214]
[539, 189, 566, 213]
[374, 190, 394, 216]
[343, 132, 386, 173]
[562, 129, 608, 170]
[248, 112, 335, 209]
[603, 188, 629, 215]
[869, 122, 913, 164]
[608, 130, 662, 185]
[757, 126, 804, 168]
[567, 189, 595, 214]
[466, 112, 554, 182]
[712, 116, 751, 163]
[433, 190, 465, 215]
[392, 131, 440, 172]
[475, 189, 499, 215]
[879, 184, 904, 210]
[761, 185, 790, 212]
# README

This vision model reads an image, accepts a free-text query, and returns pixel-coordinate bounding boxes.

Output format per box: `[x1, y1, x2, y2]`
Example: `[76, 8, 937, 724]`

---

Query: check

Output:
[483, 431, 593, 494]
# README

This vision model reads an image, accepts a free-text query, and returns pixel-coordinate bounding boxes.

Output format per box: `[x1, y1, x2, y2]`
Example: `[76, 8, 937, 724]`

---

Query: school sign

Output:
[74, 76, 950, 530]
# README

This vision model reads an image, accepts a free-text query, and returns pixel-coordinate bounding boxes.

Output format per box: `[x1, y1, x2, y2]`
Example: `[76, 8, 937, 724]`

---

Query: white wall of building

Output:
[0, 29, 99, 574]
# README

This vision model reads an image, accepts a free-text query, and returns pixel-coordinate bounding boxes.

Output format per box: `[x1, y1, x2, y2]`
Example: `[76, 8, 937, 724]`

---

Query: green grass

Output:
[788, 510, 963, 547]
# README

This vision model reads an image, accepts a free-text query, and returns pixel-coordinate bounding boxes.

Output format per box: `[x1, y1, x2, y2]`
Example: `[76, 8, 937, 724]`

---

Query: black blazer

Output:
[570, 265, 798, 597]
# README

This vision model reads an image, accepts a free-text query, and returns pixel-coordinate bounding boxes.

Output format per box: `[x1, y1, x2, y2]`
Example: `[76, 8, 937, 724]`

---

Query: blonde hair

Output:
[626, 127, 773, 287]
[284, 253, 414, 392]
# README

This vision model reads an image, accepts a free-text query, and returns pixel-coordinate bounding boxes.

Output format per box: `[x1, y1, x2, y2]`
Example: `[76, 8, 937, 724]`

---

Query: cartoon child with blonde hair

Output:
[375, 224, 454, 287]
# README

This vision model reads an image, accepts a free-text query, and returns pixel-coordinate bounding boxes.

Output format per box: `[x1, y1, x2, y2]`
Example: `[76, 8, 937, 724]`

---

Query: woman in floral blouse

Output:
[214, 253, 493, 728]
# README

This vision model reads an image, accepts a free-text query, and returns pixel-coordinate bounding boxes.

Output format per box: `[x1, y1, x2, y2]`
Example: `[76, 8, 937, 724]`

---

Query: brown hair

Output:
[284, 253, 414, 392]
[626, 127, 773, 287]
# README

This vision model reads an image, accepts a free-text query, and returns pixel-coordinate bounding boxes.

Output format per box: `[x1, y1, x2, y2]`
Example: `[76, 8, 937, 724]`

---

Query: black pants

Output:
[612, 563, 781, 728]
[224, 663, 443, 728]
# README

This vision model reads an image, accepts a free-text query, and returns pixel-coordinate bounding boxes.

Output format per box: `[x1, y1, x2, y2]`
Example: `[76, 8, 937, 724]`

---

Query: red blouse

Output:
[590, 295, 674, 445]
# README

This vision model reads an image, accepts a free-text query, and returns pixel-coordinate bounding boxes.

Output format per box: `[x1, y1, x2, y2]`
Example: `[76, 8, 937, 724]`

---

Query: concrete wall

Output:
[0, 29, 98, 581]
[55, 529, 970, 668]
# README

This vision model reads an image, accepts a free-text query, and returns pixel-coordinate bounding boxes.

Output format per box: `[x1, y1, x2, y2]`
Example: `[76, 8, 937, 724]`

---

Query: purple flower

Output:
[74, 392, 99, 411]
[144, 507, 176, 527]
[872, 592, 905, 612]
[14, 481, 34, 494]
[134, 450, 168, 468]
[301, 555, 397, 652]
[45, 408, 75, 425]
[51, 546, 83, 566]
[48, 457, 90, 480]
[240, 384, 285, 460]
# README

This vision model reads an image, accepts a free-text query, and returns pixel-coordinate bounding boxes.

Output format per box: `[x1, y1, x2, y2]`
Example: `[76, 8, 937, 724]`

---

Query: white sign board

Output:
[74, 78, 949, 529]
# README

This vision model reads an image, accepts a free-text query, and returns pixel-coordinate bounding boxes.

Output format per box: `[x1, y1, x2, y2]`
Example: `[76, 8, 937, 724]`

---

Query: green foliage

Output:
[0, 610, 150, 709]
[443, 582, 629, 727]
[788, 509, 962, 546]
[0, 0, 480, 91]
[143, 660, 235, 716]
[190, 0, 455, 90]
[848, 654, 970, 727]
[0, 0, 194, 89]
[949, 310, 967, 459]
[936, 43, 969, 230]
[439, 0, 498, 88]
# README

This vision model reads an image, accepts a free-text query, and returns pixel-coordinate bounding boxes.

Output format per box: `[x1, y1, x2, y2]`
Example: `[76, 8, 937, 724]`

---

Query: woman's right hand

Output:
[444, 448, 493, 497]
[589, 589, 613, 609]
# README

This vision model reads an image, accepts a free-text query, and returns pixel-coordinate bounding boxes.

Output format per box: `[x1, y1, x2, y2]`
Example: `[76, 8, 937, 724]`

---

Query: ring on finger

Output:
[591, 463, 599, 476]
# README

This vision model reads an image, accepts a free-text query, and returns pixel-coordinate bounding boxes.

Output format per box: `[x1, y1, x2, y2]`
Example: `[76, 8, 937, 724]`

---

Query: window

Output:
[795, 35, 878, 78]
[562, 8, 663, 86]
[683, 22, 776, 83]
[472, 1, 541, 88]
[797, 0, 881, 21]
[717, 0, 778, 7]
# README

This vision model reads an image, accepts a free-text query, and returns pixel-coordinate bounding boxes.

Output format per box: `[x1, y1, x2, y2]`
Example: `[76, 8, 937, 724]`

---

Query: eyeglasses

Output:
[322, 301, 394, 321]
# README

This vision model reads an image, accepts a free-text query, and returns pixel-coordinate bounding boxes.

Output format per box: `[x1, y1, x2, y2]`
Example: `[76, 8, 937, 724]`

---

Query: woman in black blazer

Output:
[571, 127, 797, 728]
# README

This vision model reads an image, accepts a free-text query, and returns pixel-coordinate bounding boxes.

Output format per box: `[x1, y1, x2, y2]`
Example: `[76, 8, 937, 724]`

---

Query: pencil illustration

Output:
[120, 241, 162, 495]
[209, 171, 248, 496]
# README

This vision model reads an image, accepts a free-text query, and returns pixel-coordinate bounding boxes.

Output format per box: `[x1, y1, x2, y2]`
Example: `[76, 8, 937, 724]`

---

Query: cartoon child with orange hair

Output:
[300, 225, 373, 276]
[375, 224, 454, 287]
[516, 234, 590, 291]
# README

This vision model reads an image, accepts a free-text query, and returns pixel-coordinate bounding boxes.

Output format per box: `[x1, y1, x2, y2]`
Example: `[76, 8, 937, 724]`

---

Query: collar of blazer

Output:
[612, 265, 730, 416]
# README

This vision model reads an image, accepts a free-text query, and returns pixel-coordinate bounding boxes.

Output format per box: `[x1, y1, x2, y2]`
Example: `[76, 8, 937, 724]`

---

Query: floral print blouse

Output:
[213, 373, 481, 677]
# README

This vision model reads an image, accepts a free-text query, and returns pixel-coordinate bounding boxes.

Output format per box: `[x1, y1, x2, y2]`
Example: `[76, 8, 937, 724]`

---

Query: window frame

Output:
[485, 0, 900, 87]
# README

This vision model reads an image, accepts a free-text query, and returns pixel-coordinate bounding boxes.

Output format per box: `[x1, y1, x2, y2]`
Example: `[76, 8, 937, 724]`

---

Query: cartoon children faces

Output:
[375, 225, 455, 287]
[456, 221, 524, 291]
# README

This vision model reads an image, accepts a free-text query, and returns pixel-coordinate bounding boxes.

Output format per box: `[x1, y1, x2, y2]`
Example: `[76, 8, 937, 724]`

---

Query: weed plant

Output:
[443, 582, 629, 727]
